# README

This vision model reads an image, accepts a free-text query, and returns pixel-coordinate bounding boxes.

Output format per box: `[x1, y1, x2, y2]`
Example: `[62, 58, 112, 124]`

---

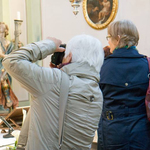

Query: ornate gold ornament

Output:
[69, 0, 83, 15]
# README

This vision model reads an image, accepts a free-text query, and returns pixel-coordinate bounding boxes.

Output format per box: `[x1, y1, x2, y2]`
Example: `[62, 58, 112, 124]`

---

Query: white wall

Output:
[41, 0, 150, 67]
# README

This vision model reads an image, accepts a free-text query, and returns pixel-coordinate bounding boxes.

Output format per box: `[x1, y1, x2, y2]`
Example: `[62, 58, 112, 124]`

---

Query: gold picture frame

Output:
[82, 0, 118, 30]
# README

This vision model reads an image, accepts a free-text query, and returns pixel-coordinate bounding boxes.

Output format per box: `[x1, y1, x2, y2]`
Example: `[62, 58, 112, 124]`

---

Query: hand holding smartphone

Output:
[51, 44, 66, 66]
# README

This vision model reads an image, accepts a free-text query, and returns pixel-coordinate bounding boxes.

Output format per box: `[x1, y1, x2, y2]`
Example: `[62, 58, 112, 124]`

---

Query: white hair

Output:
[65, 34, 104, 72]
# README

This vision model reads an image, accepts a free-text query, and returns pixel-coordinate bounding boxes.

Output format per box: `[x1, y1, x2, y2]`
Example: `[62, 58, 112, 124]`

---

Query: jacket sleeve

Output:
[2, 39, 60, 97]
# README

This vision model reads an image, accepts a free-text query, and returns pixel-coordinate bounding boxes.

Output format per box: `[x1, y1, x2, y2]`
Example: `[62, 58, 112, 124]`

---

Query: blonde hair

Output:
[0, 22, 9, 37]
[108, 20, 139, 48]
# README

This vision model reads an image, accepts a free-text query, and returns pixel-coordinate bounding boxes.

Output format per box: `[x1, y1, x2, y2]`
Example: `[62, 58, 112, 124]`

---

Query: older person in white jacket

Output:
[2, 34, 104, 150]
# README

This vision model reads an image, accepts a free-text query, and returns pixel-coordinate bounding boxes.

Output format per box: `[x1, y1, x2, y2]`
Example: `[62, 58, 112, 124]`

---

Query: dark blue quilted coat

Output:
[98, 47, 150, 150]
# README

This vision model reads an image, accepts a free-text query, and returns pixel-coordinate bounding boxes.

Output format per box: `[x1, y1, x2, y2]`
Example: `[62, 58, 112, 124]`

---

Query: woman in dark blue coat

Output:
[98, 20, 150, 150]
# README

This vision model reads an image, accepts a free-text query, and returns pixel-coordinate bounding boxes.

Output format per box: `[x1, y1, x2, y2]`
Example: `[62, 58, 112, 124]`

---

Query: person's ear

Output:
[117, 35, 120, 41]
[68, 52, 72, 63]
[115, 35, 120, 46]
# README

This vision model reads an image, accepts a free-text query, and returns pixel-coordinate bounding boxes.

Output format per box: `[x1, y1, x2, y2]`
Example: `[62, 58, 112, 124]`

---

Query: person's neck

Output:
[59, 62, 70, 69]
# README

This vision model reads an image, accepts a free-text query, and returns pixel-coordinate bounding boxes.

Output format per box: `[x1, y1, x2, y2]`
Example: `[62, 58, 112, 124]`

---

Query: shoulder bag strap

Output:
[59, 71, 69, 149]
[146, 57, 150, 94]
[145, 57, 150, 121]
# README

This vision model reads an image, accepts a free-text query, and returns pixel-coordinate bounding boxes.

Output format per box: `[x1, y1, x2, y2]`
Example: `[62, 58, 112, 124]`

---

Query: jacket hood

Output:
[61, 62, 100, 82]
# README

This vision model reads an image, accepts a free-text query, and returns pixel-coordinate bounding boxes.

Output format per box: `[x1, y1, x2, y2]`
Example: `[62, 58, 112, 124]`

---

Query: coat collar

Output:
[106, 47, 145, 59]
[61, 62, 100, 82]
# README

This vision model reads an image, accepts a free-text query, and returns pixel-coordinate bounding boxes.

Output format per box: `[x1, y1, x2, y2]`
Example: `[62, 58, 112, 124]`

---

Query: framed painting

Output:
[82, 0, 118, 30]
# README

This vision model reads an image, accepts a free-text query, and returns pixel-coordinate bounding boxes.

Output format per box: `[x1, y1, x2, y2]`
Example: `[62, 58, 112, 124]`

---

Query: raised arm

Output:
[2, 38, 64, 97]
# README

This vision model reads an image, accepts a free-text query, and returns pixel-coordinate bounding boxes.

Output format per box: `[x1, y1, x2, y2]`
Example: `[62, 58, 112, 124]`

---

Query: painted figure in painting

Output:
[0, 22, 18, 115]
[98, 0, 111, 23]
[87, 0, 112, 24]
[87, 0, 101, 23]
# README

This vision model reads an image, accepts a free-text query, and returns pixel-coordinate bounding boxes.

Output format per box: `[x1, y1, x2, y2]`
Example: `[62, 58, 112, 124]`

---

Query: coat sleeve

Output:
[2, 39, 60, 97]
